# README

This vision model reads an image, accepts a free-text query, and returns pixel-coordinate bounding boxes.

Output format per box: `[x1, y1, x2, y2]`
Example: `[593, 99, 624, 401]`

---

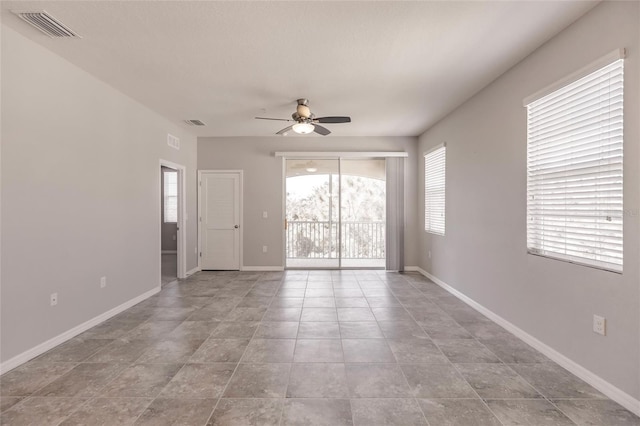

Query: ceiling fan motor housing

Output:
[296, 104, 312, 119]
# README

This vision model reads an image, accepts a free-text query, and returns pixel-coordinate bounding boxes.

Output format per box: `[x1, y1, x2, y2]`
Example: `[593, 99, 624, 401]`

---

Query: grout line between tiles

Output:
[401, 275, 507, 426]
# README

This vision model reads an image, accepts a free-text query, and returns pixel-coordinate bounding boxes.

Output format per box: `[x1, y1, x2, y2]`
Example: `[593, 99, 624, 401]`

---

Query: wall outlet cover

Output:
[593, 315, 606, 336]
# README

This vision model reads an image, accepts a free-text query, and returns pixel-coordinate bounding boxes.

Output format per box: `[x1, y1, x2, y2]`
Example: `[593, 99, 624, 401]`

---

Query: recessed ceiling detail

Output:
[12, 10, 80, 38]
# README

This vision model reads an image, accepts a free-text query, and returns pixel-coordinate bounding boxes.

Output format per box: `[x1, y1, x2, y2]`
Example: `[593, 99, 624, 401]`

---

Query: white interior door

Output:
[200, 171, 241, 270]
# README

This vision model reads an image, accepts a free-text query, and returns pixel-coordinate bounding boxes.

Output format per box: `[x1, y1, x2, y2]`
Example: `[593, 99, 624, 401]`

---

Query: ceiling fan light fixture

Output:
[292, 122, 315, 134]
[305, 167, 318, 172]
[256, 99, 350, 136]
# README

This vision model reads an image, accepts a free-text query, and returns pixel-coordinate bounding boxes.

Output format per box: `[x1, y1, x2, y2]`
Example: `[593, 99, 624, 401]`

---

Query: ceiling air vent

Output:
[185, 119, 206, 126]
[13, 10, 81, 38]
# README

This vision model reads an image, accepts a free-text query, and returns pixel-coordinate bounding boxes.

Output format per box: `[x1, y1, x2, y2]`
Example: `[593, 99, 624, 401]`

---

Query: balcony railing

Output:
[286, 221, 385, 259]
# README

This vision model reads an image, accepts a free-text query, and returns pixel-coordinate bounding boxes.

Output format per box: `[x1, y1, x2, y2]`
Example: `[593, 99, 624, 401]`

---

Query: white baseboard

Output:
[242, 266, 285, 272]
[404, 266, 427, 274]
[412, 267, 640, 417]
[161, 250, 177, 254]
[186, 266, 200, 276]
[0, 285, 161, 375]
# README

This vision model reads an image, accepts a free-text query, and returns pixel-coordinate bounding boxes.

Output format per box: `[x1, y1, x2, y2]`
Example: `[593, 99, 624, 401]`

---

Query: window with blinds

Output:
[525, 56, 624, 273]
[424, 145, 446, 235]
[164, 170, 178, 223]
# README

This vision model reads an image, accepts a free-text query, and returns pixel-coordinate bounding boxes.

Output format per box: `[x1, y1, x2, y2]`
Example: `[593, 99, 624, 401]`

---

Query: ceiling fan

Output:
[255, 99, 351, 136]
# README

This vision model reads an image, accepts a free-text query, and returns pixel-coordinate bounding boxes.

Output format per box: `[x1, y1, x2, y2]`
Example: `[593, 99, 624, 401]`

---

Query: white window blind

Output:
[424, 145, 446, 235]
[164, 170, 178, 223]
[526, 58, 624, 272]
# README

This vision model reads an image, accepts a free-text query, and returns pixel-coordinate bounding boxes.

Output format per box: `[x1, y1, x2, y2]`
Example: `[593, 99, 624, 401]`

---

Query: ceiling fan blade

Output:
[313, 124, 331, 136]
[255, 117, 293, 122]
[314, 116, 351, 124]
[276, 125, 293, 135]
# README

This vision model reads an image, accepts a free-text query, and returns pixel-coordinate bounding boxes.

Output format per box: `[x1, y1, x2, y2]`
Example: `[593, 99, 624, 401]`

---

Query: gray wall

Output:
[1, 26, 199, 364]
[161, 166, 178, 251]
[417, 1, 639, 399]
[198, 136, 418, 268]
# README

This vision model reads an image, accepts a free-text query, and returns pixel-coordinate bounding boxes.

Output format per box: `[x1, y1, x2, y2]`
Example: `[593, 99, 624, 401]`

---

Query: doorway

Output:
[198, 170, 243, 270]
[285, 158, 386, 269]
[159, 160, 186, 285]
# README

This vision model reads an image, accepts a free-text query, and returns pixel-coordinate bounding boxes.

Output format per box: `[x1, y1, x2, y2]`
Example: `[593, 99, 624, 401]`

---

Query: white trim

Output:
[274, 151, 408, 158]
[242, 266, 285, 271]
[404, 265, 428, 275]
[186, 266, 200, 276]
[523, 48, 626, 106]
[161, 250, 177, 254]
[197, 171, 201, 270]
[198, 170, 244, 271]
[0, 286, 160, 375]
[411, 268, 640, 417]
[159, 160, 187, 281]
[281, 157, 287, 270]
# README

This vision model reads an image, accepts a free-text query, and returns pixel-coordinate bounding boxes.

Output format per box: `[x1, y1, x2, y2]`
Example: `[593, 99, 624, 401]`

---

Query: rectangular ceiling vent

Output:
[13, 10, 81, 38]
[185, 119, 206, 126]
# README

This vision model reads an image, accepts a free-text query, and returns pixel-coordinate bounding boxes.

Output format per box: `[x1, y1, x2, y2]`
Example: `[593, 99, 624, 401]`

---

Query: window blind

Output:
[424, 145, 446, 235]
[164, 170, 178, 223]
[526, 58, 623, 272]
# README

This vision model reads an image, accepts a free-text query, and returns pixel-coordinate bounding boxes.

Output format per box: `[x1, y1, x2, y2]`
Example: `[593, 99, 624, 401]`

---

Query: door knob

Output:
[234, 225, 239, 229]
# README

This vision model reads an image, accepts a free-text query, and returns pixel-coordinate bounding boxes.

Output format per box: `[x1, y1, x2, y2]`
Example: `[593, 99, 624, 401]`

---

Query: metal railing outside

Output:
[286, 221, 385, 259]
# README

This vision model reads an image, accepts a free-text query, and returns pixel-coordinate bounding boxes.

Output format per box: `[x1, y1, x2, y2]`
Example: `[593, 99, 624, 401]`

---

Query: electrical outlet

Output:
[262, 245, 268, 253]
[100, 276, 107, 288]
[593, 315, 606, 336]
[262, 211, 268, 219]
[50, 293, 58, 306]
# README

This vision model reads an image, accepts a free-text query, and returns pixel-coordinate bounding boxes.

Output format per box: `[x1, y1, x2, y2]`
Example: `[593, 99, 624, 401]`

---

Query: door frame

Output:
[197, 170, 244, 271]
[159, 159, 187, 282]
[279, 152, 408, 270]
[281, 157, 342, 269]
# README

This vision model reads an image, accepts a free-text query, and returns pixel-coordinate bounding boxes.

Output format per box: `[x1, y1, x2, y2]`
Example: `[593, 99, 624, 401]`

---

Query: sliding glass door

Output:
[340, 159, 386, 268]
[285, 158, 385, 268]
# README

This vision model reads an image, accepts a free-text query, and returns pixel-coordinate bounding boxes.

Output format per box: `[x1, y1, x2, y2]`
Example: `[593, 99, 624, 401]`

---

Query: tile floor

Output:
[161, 253, 178, 286]
[1, 270, 639, 425]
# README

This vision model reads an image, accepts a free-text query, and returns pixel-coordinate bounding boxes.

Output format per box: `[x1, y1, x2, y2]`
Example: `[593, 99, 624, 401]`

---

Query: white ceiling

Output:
[1, 1, 597, 137]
